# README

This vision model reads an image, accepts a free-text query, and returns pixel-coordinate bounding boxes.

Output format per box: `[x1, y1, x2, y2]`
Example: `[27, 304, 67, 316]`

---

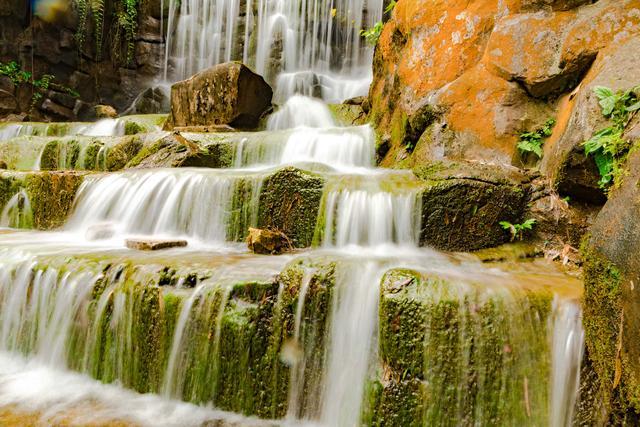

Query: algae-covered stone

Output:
[105, 136, 144, 171]
[415, 161, 529, 251]
[257, 167, 325, 248]
[24, 171, 84, 229]
[0, 171, 84, 229]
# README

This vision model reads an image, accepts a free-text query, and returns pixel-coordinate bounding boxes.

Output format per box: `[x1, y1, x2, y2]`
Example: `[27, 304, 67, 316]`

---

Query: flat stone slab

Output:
[125, 238, 188, 251]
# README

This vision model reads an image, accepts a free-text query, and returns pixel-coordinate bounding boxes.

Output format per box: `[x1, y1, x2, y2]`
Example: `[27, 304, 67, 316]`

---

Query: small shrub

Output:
[583, 85, 640, 189]
[517, 118, 555, 158]
[0, 61, 79, 111]
[499, 219, 536, 241]
[360, 0, 396, 46]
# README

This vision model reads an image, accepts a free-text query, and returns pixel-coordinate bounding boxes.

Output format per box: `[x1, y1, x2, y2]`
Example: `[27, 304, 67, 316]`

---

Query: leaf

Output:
[520, 219, 537, 230]
[594, 151, 614, 178]
[627, 100, 640, 112]
[594, 86, 614, 101]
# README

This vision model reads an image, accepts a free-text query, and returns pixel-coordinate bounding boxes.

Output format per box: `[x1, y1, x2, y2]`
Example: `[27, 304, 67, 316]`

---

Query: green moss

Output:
[582, 241, 626, 415]
[23, 172, 84, 229]
[123, 120, 144, 135]
[375, 268, 553, 426]
[105, 136, 143, 171]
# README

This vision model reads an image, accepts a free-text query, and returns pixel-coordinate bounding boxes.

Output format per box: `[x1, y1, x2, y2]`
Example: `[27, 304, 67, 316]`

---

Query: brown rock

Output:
[135, 41, 164, 75]
[167, 62, 273, 130]
[0, 89, 17, 115]
[47, 90, 77, 109]
[246, 227, 293, 255]
[125, 238, 188, 251]
[40, 98, 75, 121]
[0, 160, 7, 169]
[95, 104, 118, 118]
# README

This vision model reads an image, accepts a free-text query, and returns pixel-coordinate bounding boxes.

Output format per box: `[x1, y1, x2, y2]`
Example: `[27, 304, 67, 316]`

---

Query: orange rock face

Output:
[370, 0, 640, 168]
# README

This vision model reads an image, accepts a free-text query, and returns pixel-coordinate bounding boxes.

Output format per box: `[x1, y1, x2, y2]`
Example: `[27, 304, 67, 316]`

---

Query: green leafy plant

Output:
[517, 118, 555, 158]
[118, 0, 139, 64]
[583, 86, 640, 189]
[499, 219, 536, 241]
[91, 0, 106, 60]
[361, 21, 384, 46]
[0, 61, 79, 111]
[360, 0, 396, 46]
[73, 0, 139, 65]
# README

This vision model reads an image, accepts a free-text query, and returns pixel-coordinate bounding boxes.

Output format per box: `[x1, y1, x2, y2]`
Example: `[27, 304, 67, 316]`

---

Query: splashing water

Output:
[267, 95, 336, 130]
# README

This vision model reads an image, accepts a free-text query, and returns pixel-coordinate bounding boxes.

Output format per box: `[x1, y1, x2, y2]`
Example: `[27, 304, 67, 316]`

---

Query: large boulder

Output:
[369, 0, 640, 168]
[167, 62, 273, 130]
[541, 36, 640, 204]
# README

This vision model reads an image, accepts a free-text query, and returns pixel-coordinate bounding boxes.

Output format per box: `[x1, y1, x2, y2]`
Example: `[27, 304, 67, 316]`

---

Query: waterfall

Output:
[163, 0, 384, 102]
[234, 125, 375, 169]
[316, 172, 423, 248]
[0, 190, 33, 229]
[550, 300, 584, 427]
[66, 169, 263, 245]
[319, 261, 382, 426]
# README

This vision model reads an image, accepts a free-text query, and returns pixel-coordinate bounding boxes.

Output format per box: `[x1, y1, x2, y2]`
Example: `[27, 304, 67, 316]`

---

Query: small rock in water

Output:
[246, 227, 292, 255]
[95, 104, 118, 118]
[85, 223, 116, 241]
[125, 238, 188, 251]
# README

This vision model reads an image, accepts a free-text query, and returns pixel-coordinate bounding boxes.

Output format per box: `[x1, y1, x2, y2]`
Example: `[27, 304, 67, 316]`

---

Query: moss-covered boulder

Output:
[257, 167, 325, 248]
[104, 135, 144, 171]
[581, 147, 640, 422]
[415, 161, 529, 251]
[128, 132, 235, 169]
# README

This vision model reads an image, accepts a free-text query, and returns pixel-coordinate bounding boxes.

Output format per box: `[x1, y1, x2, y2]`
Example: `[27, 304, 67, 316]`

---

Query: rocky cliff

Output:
[369, 0, 639, 196]
[0, 0, 167, 121]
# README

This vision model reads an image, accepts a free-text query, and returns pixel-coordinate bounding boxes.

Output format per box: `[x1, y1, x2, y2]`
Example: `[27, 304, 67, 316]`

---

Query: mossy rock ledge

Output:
[415, 161, 529, 251]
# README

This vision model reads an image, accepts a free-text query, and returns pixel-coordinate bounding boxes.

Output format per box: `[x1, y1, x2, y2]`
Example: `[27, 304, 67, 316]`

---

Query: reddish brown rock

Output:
[125, 238, 188, 251]
[369, 0, 640, 169]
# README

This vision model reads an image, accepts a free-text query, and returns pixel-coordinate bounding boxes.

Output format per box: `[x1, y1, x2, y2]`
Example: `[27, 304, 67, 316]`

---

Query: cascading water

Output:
[164, 0, 383, 102]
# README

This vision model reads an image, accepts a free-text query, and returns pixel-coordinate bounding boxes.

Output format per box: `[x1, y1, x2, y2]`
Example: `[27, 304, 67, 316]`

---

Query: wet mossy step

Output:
[0, 167, 324, 246]
[1, 253, 578, 423]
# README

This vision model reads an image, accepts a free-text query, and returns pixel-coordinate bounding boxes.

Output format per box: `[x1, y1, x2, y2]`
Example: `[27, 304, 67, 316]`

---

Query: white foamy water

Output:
[164, 0, 383, 101]
[0, 352, 276, 427]
[267, 96, 336, 131]
[319, 261, 382, 426]
[235, 125, 375, 170]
